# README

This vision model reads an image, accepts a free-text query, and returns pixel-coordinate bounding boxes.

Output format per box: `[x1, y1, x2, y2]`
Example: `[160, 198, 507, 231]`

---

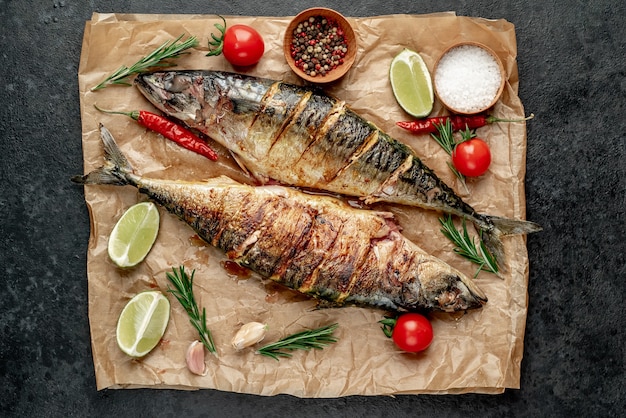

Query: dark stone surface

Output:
[1, 0, 624, 417]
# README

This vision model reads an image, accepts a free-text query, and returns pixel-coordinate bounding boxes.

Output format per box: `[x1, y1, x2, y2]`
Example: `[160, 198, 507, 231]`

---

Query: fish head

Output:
[135, 71, 204, 124]
[410, 260, 488, 312]
[135, 70, 271, 152]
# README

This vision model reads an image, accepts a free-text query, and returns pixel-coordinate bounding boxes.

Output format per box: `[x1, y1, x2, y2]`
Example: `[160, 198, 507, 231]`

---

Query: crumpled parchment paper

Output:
[77, 11, 532, 396]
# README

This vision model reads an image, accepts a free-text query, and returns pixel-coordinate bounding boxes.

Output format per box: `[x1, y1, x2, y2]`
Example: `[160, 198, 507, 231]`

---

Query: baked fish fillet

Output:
[134, 70, 541, 266]
[72, 125, 487, 313]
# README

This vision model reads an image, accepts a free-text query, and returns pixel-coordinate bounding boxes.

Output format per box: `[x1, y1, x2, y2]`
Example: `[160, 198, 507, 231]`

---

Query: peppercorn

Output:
[290, 15, 349, 78]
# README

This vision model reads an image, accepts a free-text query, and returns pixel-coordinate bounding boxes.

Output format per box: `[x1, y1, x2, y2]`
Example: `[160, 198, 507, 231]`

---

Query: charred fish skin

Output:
[135, 70, 541, 265]
[72, 125, 487, 313]
[135, 71, 463, 205]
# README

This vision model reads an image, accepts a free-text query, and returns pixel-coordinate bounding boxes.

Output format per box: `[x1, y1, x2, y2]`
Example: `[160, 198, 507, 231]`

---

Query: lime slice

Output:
[108, 201, 160, 268]
[116, 291, 170, 358]
[389, 48, 434, 118]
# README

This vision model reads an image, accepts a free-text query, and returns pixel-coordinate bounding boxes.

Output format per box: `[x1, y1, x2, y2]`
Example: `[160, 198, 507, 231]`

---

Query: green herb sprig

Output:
[431, 120, 467, 188]
[257, 323, 339, 360]
[166, 266, 217, 355]
[91, 34, 198, 91]
[439, 215, 501, 278]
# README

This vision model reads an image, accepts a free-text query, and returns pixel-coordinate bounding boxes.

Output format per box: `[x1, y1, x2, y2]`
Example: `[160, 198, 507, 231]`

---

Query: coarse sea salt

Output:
[434, 44, 503, 114]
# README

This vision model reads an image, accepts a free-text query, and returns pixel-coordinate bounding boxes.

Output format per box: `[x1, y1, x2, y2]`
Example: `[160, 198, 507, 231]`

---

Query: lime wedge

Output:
[108, 201, 160, 268]
[389, 48, 434, 118]
[116, 291, 170, 358]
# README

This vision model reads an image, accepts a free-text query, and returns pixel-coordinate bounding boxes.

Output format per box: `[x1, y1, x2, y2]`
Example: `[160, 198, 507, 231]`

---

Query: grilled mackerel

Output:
[73, 125, 487, 313]
[134, 70, 541, 266]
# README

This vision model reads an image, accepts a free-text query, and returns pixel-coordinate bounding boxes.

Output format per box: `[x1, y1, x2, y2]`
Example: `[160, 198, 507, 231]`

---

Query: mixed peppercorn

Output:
[290, 15, 349, 78]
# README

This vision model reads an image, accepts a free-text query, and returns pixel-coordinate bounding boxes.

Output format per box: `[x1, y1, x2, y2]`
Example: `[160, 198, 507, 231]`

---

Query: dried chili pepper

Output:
[396, 113, 534, 135]
[94, 105, 218, 161]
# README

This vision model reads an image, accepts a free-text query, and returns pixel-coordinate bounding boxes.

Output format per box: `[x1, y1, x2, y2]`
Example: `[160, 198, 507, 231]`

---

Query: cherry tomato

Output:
[222, 24, 265, 67]
[451, 137, 492, 177]
[391, 313, 433, 352]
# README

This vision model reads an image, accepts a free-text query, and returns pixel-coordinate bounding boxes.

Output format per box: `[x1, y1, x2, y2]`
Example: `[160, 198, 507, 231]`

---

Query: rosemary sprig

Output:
[91, 34, 198, 91]
[431, 119, 456, 155]
[166, 266, 217, 355]
[257, 323, 339, 361]
[439, 215, 500, 278]
[431, 120, 467, 186]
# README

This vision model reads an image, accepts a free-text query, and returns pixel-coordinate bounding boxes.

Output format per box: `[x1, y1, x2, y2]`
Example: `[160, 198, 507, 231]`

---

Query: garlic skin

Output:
[232, 322, 267, 350]
[186, 340, 207, 376]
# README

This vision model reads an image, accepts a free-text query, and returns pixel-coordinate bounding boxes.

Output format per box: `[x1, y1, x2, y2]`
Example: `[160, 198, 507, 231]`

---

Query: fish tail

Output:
[479, 215, 543, 266]
[71, 124, 134, 186]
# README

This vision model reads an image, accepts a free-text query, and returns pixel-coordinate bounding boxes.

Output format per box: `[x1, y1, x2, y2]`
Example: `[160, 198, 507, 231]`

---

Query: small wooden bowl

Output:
[433, 41, 506, 115]
[283, 8, 357, 84]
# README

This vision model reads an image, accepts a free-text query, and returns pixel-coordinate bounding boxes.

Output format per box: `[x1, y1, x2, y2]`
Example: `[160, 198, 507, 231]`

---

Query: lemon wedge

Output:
[108, 201, 160, 268]
[389, 48, 434, 118]
[116, 291, 170, 358]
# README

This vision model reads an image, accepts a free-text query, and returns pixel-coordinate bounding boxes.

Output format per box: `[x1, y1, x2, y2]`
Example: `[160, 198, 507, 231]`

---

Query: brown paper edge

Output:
[76, 11, 531, 397]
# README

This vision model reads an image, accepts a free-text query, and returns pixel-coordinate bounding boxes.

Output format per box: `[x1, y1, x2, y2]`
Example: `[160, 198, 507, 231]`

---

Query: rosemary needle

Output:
[257, 323, 339, 361]
[166, 266, 217, 355]
[439, 215, 501, 278]
[431, 120, 467, 187]
[431, 119, 456, 155]
[91, 34, 198, 91]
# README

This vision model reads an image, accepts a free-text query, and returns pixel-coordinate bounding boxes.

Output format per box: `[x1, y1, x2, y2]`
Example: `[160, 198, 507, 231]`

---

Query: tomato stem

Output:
[457, 125, 477, 144]
[206, 15, 227, 57]
[378, 316, 398, 338]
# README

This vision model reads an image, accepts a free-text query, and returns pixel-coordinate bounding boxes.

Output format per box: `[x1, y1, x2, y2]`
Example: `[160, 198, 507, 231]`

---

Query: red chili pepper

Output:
[397, 114, 534, 135]
[94, 105, 218, 161]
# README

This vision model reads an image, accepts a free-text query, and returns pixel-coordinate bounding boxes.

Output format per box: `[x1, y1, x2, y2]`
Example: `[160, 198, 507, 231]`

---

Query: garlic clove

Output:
[232, 322, 267, 350]
[186, 340, 207, 376]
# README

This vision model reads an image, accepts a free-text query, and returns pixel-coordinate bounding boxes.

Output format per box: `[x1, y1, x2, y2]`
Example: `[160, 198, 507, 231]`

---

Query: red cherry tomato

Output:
[451, 138, 492, 177]
[391, 313, 433, 352]
[222, 24, 265, 67]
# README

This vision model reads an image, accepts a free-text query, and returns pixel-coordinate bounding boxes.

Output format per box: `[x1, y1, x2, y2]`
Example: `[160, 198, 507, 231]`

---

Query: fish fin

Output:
[480, 216, 542, 268]
[310, 299, 344, 310]
[71, 124, 133, 186]
[228, 150, 270, 184]
[203, 175, 243, 186]
[229, 150, 252, 177]
[70, 167, 127, 186]
[490, 216, 543, 236]
[98, 123, 133, 173]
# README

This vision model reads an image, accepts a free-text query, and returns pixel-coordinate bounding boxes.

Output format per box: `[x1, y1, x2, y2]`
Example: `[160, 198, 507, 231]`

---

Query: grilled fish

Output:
[72, 125, 487, 313]
[134, 70, 541, 266]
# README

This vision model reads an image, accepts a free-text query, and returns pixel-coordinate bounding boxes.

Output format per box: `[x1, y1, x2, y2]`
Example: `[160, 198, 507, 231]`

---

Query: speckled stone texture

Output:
[1, 1, 623, 417]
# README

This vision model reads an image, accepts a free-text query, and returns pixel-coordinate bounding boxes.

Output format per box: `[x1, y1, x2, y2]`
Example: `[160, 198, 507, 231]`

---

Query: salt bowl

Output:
[433, 42, 505, 115]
